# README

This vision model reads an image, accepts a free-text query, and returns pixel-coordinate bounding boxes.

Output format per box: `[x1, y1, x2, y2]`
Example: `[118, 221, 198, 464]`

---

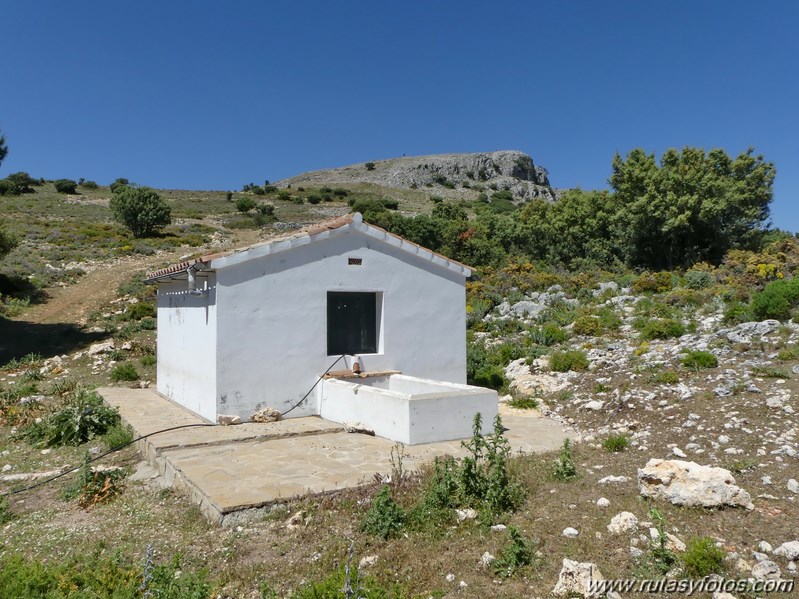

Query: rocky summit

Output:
[277, 150, 556, 201]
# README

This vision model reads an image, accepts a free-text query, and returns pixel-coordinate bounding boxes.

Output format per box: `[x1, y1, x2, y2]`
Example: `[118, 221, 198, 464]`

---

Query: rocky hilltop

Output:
[277, 150, 556, 201]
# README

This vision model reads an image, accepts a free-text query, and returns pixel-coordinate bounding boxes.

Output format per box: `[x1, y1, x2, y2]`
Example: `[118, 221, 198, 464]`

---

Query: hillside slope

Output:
[278, 150, 556, 201]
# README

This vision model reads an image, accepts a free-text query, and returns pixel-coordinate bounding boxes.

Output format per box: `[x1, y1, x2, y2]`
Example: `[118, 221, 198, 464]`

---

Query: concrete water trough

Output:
[319, 374, 498, 444]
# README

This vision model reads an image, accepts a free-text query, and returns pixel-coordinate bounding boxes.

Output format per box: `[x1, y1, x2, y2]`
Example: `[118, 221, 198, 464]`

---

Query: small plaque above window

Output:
[348, 257, 363, 266]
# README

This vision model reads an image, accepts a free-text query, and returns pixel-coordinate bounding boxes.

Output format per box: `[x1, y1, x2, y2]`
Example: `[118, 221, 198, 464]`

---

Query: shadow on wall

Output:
[0, 319, 108, 364]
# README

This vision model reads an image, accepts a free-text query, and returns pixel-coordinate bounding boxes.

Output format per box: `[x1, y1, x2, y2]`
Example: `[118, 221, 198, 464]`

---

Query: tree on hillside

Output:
[0, 132, 16, 259]
[0, 130, 7, 167]
[610, 147, 775, 269]
[109, 186, 171, 238]
[518, 190, 623, 269]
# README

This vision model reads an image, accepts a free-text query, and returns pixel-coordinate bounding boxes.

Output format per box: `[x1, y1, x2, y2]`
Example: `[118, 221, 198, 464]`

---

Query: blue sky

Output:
[2, 1, 797, 230]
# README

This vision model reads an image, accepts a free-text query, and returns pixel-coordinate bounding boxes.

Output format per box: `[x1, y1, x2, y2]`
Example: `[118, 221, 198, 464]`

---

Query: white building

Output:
[145, 213, 497, 443]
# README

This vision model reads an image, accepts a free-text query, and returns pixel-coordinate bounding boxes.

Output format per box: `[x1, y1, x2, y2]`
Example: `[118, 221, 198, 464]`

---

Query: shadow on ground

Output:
[0, 319, 107, 364]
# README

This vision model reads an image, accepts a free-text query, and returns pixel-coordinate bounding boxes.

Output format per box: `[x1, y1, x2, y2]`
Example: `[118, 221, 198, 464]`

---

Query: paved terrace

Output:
[99, 387, 574, 526]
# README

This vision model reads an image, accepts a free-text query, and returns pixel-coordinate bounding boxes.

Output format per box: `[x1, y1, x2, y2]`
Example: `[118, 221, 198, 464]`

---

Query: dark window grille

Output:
[327, 292, 377, 355]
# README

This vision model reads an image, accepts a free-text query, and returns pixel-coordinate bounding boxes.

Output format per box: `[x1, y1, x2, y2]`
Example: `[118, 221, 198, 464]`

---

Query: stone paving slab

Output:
[98, 387, 574, 524]
[99, 387, 343, 450]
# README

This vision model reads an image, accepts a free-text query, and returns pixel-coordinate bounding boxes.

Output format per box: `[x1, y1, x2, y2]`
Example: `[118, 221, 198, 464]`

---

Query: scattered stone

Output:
[217, 414, 241, 426]
[480, 551, 495, 567]
[358, 555, 378, 569]
[598, 475, 629, 484]
[490, 524, 507, 532]
[751, 560, 781, 581]
[583, 400, 604, 411]
[607, 512, 638, 534]
[672, 447, 687, 458]
[343, 421, 375, 436]
[773, 541, 799, 561]
[456, 508, 478, 522]
[712, 593, 738, 599]
[552, 558, 605, 598]
[445, 573, 455, 583]
[87, 340, 114, 355]
[251, 407, 283, 423]
[596, 497, 610, 508]
[637, 459, 754, 510]
[458, 580, 467, 590]
[758, 541, 773, 553]
[285, 511, 306, 531]
[562, 527, 579, 538]
[787, 479, 799, 494]
[752, 551, 769, 563]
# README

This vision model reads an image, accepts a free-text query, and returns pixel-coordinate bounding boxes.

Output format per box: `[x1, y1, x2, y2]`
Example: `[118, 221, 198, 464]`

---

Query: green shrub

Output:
[572, 316, 601, 336]
[103, 423, 134, 450]
[751, 366, 789, 379]
[549, 350, 589, 372]
[643, 507, 678, 576]
[139, 317, 156, 330]
[777, 347, 799, 361]
[639, 318, 685, 340]
[684, 269, 714, 289]
[27, 388, 120, 447]
[123, 301, 155, 320]
[236, 197, 256, 213]
[493, 526, 535, 578]
[0, 495, 11, 524]
[459, 414, 524, 521]
[749, 278, 799, 321]
[365, 161, 376, 170]
[361, 485, 405, 540]
[528, 323, 569, 346]
[632, 271, 674, 294]
[681, 350, 718, 369]
[109, 177, 129, 192]
[306, 194, 321, 204]
[602, 434, 629, 452]
[140, 354, 156, 366]
[0, 553, 209, 598]
[652, 370, 680, 384]
[256, 203, 275, 216]
[0, 171, 37, 195]
[466, 342, 508, 391]
[53, 178, 78, 194]
[682, 537, 726, 578]
[276, 190, 292, 202]
[110, 186, 171, 238]
[551, 439, 577, 481]
[110, 362, 139, 382]
[723, 302, 752, 324]
[508, 395, 539, 410]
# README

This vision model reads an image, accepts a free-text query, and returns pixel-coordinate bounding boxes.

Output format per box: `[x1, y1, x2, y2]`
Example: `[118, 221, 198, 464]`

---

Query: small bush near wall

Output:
[110, 363, 139, 382]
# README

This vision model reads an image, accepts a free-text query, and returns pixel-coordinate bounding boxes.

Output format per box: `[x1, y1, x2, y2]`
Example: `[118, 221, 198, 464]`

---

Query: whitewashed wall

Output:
[156, 277, 218, 421]
[213, 230, 468, 419]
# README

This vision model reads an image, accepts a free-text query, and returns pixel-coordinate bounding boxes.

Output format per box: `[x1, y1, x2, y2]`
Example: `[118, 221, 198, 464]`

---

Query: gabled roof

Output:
[145, 212, 472, 282]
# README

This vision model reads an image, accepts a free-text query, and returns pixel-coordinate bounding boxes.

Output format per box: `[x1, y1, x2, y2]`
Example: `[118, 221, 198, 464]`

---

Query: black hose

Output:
[2, 354, 348, 497]
[2, 423, 215, 497]
[280, 354, 345, 417]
